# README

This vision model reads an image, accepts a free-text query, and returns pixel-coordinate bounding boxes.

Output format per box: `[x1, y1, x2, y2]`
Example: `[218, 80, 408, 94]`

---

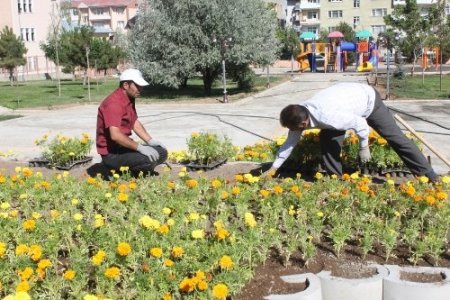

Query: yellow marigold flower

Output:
[215, 228, 230, 241]
[316, 211, 324, 218]
[92, 250, 106, 266]
[117, 193, 129, 203]
[113, 173, 120, 179]
[191, 229, 205, 239]
[22, 219, 36, 231]
[290, 185, 299, 193]
[9, 209, 18, 218]
[418, 176, 429, 184]
[28, 244, 42, 261]
[104, 266, 121, 279]
[167, 218, 175, 226]
[84, 295, 99, 300]
[179, 277, 195, 293]
[185, 179, 198, 188]
[212, 283, 228, 300]
[0, 242, 7, 258]
[219, 255, 234, 270]
[71, 198, 79, 205]
[220, 190, 229, 200]
[21, 168, 32, 177]
[163, 259, 174, 267]
[387, 179, 395, 186]
[16, 280, 30, 292]
[314, 172, 324, 180]
[128, 182, 137, 189]
[18, 267, 34, 281]
[139, 215, 161, 229]
[38, 259, 52, 269]
[162, 292, 172, 300]
[158, 224, 170, 234]
[234, 174, 244, 182]
[442, 176, 450, 184]
[211, 179, 222, 189]
[15, 244, 29, 256]
[162, 207, 172, 215]
[350, 172, 359, 180]
[191, 132, 200, 138]
[166, 181, 176, 189]
[377, 138, 387, 145]
[197, 280, 208, 291]
[63, 269, 76, 280]
[116, 242, 132, 256]
[32, 212, 41, 219]
[189, 212, 200, 221]
[94, 214, 105, 228]
[171, 246, 184, 258]
[0, 202, 10, 209]
[105, 192, 112, 198]
[73, 213, 83, 221]
[150, 247, 163, 258]
[9, 292, 31, 300]
[244, 212, 257, 228]
[231, 186, 240, 196]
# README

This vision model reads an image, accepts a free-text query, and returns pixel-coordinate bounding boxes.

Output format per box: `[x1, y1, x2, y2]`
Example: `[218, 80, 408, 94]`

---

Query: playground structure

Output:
[297, 31, 379, 73]
[421, 47, 439, 70]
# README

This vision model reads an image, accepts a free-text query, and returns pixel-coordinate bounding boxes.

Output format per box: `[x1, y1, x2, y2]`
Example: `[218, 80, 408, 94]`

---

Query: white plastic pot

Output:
[383, 265, 450, 300]
[317, 264, 388, 300]
[264, 273, 322, 300]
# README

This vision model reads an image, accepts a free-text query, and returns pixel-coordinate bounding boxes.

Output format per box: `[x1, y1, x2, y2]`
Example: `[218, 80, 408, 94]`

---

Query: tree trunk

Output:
[202, 68, 215, 96]
[180, 77, 188, 89]
[8, 68, 15, 86]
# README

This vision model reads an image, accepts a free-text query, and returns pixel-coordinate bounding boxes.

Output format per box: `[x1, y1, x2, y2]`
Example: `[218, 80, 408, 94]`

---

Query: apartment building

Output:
[0, 0, 57, 78]
[70, 0, 138, 39]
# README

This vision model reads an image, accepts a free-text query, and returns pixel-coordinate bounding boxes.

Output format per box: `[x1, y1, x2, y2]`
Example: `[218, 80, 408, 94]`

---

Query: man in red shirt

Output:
[96, 68, 167, 176]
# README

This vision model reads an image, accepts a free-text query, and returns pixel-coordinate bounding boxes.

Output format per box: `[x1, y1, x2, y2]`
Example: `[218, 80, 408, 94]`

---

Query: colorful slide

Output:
[297, 52, 310, 72]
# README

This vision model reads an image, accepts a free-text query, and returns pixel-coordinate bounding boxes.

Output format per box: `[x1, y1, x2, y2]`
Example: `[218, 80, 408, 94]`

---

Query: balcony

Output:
[89, 14, 111, 21]
[301, 17, 320, 25]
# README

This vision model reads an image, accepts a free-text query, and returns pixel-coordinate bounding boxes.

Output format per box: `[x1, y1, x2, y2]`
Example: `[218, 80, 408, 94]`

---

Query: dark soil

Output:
[1, 159, 449, 299]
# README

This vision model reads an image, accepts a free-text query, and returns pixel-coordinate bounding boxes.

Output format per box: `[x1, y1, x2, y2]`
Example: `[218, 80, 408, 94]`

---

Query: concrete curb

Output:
[264, 273, 322, 300]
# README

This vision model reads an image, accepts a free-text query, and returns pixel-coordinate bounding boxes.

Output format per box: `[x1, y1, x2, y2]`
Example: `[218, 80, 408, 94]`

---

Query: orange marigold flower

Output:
[426, 195, 436, 206]
[197, 280, 208, 291]
[185, 179, 198, 188]
[104, 266, 121, 279]
[22, 219, 36, 231]
[159, 224, 170, 234]
[18, 267, 34, 281]
[211, 179, 222, 189]
[150, 247, 163, 258]
[179, 277, 195, 293]
[167, 181, 176, 189]
[231, 186, 240, 196]
[220, 191, 229, 200]
[163, 259, 174, 267]
[436, 191, 447, 201]
[116, 242, 132, 256]
[117, 193, 129, 203]
[215, 228, 230, 241]
[16, 280, 30, 292]
[162, 293, 172, 300]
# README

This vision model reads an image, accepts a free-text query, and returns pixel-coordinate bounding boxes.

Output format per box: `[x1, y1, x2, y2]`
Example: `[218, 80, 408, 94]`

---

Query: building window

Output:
[371, 25, 386, 35]
[30, 28, 34, 41]
[308, 0, 320, 3]
[353, 16, 360, 29]
[117, 21, 125, 29]
[372, 8, 388, 17]
[92, 8, 105, 15]
[17, 0, 21, 13]
[20, 28, 35, 41]
[20, 28, 25, 40]
[114, 7, 125, 14]
[23, 0, 27, 13]
[328, 26, 337, 32]
[307, 11, 318, 19]
[329, 0, 343, 2]
[28, 0, 32, 13]
[72, 9, 78, 16]
[328, 10, 342, 18]
[354, 0, 360, 8]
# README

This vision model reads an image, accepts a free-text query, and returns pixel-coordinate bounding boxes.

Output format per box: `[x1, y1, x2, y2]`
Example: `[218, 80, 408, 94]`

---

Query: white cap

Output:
[119, 69, 149, 86]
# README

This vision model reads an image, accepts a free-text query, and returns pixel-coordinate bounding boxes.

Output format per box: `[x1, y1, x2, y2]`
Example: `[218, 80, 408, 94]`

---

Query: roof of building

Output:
[72, 0, 136, 8]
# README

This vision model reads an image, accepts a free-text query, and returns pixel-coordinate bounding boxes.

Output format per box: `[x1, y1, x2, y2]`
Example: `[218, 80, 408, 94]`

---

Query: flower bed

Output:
[0, 166, 448, 299]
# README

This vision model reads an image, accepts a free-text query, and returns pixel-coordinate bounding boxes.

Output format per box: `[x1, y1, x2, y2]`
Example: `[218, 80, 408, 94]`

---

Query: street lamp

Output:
[212, 35, 233, 103]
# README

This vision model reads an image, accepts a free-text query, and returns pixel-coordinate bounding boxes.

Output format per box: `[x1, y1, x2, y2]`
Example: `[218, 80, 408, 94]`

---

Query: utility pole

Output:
[86, 47, 91, 102]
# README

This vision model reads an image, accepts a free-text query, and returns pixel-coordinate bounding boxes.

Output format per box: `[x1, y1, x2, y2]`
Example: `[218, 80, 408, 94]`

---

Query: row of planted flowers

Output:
[0, 164, 448, 299]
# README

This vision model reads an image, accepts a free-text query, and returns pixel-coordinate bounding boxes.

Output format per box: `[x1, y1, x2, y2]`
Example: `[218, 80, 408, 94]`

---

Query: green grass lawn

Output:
[391, 74, 450, 99]
[0, 75, 286, 110]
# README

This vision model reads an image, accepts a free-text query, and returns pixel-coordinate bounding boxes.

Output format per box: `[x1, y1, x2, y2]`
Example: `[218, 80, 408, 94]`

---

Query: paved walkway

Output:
[1, 72, 449, 175]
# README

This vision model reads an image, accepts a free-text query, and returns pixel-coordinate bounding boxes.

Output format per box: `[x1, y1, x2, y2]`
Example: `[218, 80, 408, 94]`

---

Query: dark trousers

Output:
[101, 146, 167, 176]
[320, 89, 437, 179]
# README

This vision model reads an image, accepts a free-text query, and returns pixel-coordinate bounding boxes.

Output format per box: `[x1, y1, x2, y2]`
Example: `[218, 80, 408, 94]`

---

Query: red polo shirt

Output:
[96, 88, 138, 155]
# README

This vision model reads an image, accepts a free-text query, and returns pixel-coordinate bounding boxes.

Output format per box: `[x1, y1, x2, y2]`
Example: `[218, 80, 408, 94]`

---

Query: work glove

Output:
[147, 139, 167, 150]
[359, 145, 371, 163]
[137, 144, 159, 161]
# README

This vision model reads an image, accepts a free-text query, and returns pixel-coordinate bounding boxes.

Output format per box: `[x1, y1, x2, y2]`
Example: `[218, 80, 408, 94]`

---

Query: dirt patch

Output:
[0, 158, 449, 299]
[400, 271, 446, 283]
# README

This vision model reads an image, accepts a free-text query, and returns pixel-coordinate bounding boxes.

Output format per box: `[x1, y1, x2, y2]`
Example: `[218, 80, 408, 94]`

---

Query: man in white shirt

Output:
[270, 82, 438, 181]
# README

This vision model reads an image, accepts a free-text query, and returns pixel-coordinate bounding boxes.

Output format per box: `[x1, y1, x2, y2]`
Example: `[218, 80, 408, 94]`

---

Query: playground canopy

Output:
[356, 30, 372, 39]
[328, 31, 344, 38]
[299, 32, 316, 41]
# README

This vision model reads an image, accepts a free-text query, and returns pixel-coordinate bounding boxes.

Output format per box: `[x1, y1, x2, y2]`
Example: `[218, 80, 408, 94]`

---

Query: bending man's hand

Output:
[147, 139, 167, 150]
[137, 144, 159, 161]
[359, 145, 371, 163]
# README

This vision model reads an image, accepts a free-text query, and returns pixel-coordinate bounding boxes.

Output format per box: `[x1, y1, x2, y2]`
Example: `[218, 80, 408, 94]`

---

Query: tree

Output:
[90, 39, 125, 78]
[276, 26, 300, 60]
[384, 0, 433, 74]
[0, 26, 27, 85]
[128, 0, 279, 95]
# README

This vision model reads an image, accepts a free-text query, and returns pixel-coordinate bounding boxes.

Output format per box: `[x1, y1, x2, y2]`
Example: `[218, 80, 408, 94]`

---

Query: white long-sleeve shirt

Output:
[273, 82, 376, 169]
